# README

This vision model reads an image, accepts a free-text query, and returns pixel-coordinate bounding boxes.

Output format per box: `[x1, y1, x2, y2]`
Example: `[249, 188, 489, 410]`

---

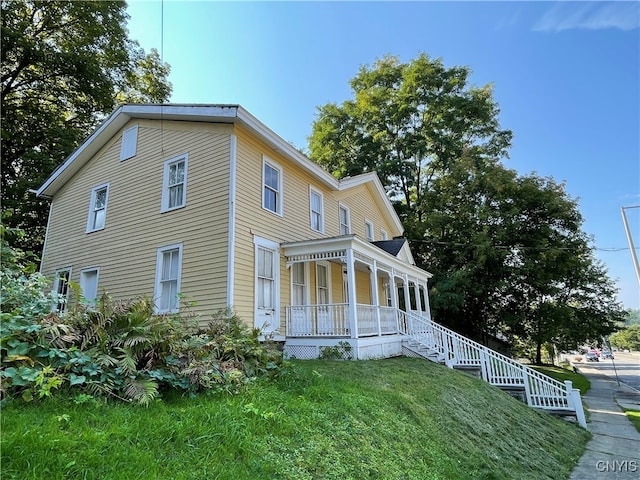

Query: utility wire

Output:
[409, 238, 639, 252]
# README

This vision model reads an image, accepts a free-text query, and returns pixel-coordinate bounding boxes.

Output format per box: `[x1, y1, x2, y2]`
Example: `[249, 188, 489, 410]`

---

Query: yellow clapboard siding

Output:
[42, 113, 407, 333]
[41, 120, 233, 318]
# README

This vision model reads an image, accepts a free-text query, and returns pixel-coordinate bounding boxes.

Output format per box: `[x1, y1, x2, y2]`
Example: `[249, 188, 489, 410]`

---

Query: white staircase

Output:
[398, 310, 587, 429]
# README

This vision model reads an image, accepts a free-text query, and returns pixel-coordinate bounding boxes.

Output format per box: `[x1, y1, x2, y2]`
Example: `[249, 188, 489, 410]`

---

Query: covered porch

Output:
[281, 235, 432, 359]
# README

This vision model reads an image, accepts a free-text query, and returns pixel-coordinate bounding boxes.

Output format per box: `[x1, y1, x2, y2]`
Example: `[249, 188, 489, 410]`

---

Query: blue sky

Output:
[125, 0, 640, 309]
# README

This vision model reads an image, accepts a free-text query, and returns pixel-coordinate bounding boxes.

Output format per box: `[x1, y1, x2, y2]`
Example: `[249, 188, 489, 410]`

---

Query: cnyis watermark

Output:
[595, 460, 638, 473]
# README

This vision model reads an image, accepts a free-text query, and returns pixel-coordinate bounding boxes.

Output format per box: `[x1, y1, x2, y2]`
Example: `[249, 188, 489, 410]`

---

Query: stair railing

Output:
[398, 310, 586, 428]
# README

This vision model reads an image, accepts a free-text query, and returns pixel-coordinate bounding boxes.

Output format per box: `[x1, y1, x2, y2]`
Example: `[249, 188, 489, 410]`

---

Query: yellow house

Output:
[36, 104, 433, 359]
[32, 104, 589, 424]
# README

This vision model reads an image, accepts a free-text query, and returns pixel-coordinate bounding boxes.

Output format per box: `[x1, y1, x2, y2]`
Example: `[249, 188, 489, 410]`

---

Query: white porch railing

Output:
[286, 304, 399, 337]
[286, 304, 350, 336]
[397, 310, 586, 428]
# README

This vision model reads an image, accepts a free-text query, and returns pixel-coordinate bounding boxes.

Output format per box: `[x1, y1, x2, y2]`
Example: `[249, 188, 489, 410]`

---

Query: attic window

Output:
[120, 125, 138, 161]
[365, 220, 374, 241]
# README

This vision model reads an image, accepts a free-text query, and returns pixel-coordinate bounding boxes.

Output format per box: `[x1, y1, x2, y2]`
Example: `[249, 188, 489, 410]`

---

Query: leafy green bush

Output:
[319, 341, 353, 360]
[2, 296, 287, 405]
[1, 226, 286, 405]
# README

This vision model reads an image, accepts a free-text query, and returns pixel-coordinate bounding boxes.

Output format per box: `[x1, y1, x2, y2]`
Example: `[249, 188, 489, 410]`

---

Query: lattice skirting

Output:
[283, 345, 319, 360]
[402, 346, 425, 358]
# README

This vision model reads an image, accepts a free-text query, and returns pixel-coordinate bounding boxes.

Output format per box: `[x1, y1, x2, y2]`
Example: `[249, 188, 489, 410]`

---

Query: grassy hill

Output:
[0, 357, 590, 479]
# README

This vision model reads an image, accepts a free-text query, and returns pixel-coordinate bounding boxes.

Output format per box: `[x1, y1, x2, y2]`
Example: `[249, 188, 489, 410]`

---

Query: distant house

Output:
[36, 104, 433, 359]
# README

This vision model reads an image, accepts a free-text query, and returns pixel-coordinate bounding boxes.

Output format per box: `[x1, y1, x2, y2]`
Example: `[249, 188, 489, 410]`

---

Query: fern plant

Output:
[2, 233, 286, 406]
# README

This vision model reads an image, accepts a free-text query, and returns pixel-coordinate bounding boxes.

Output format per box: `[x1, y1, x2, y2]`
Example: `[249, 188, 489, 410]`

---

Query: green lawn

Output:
[530, 364, 591, 395]
[1, 357, 590, 480]
[623, 409, 640, 433]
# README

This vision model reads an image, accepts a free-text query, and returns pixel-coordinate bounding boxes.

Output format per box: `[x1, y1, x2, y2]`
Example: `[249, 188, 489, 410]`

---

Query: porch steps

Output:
[452, 365, 483, 380]
[402, 339, 444, 364]
[404, 347, 542, 406]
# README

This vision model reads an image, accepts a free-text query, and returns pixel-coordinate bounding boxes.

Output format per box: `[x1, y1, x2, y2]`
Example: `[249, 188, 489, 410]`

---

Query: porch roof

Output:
[281, 235, 432, 282]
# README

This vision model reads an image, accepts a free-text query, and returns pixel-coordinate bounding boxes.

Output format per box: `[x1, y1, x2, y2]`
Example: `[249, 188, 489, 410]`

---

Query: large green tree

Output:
[309, 53, 512, 226]
[1, 0, 171, 256]
[309, 53, 624, 357]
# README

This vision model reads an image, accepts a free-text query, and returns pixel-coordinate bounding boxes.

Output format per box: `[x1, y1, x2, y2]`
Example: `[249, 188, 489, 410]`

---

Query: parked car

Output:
[602, 351, 614, 360]
[585, 351, 600, 362]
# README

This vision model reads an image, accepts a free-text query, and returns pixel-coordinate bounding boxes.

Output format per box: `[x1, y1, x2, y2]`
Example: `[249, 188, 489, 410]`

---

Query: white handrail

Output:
[398, 310, 586, 427]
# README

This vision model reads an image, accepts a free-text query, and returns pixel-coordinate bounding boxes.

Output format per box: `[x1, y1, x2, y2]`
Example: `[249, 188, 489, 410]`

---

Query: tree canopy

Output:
[309, 54, 512, 220]
[309, 53, 625, 360]
[1, 0, 172, 256]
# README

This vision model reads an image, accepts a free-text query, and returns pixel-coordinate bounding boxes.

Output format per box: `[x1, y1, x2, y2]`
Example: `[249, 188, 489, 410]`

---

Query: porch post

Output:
[413, 278, 423, 315]
[346, 247, 358, 338]
[403, 275, 411, 313]
[424, 281, 432, 321]
[370, 260, 381, 336]
[389, 272, 398, 309]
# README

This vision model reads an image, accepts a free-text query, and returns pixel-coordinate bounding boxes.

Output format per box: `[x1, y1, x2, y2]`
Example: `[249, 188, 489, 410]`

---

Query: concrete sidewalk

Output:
[569, 365, 640, 479]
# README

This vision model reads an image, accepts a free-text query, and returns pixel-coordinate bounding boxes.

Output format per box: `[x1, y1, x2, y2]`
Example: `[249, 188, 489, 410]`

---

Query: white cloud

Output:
[533, 2, 640, 32]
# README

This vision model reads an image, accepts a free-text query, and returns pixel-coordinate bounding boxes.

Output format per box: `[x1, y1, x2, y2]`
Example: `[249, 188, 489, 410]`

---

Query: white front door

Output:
[254, 237, 280, 334]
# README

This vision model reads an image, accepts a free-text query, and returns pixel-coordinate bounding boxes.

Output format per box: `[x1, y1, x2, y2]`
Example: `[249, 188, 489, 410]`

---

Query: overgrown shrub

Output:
[1, 227, 286, 405]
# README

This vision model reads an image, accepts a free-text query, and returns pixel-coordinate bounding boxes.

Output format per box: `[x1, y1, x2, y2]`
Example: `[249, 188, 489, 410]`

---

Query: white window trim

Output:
[315, 261, 332, 304]
[365, 219, 374, 241]
[262, 156, 284, 217]
[52, 267, 72, 313]
[154, 243, 183, 314]
[339, 203, 351, 235]
[380, 229, 388, 240]
[79, 267, 100, 305]
[253, 236, 281, 326]
[161, 154, 189, 213]
[309, 187, 324, 233]
[86, 182, 110, 233]
[120, 124, 139, 161]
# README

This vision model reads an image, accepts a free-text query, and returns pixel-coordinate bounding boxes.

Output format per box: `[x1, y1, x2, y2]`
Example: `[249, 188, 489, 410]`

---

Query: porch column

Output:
[403, 275, 411, 313]
[370, 260, 381, 336]
[346, 247, 358, 338]
[413, 278, 423, 314]
[389, 273, 398, 309]
[423, 281, 432, 321]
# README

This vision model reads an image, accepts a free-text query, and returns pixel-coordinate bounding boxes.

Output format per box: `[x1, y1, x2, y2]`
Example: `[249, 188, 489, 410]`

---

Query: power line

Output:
[409, 238, 639, 252]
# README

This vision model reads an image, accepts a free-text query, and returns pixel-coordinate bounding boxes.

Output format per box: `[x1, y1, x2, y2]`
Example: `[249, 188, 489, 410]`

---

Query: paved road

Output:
[574, 352, 640, 391]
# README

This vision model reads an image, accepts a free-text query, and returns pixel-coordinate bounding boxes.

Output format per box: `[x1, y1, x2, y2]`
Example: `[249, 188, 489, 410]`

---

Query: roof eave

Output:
[36, 104, 339, 198]
[339, 172, 404, 235]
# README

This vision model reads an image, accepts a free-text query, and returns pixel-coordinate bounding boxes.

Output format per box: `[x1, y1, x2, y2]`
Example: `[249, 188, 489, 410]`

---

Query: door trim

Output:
[253, 235, 280, 333]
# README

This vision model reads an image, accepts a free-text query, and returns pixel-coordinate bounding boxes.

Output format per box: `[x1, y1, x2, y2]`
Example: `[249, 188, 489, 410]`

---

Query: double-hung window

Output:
[262, 157, 283, 215]
[53, 268, 71, 313]
[162, 155, 188, 212]
[339, 204, 350, 235]
[154, 243, 183, 313]
[309, 188, 324, 232]
[291, 262, 306, 306]
[86, 183, 109, 232]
